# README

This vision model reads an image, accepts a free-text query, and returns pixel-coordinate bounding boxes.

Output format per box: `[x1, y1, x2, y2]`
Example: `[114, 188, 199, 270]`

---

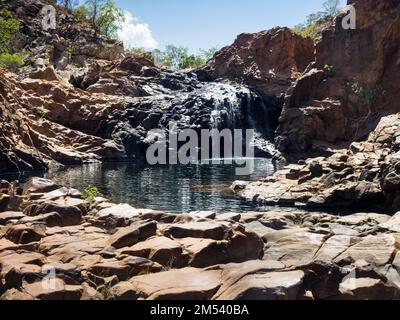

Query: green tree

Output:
[57, 0, 78, 11]
[0, 9, 19, 54]
[153, 45, 189, 70]
[293, 0, 341, 42]
[323, 0, 340, 17]
[76, 0, 124, 38]
[0, 9, 24, 71]
[153, 45, 220, 71]
[200, 47, 219, 61]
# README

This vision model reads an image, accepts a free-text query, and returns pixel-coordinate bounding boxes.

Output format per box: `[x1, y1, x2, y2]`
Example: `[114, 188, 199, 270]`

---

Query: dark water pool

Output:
[2, 159, 276, 213]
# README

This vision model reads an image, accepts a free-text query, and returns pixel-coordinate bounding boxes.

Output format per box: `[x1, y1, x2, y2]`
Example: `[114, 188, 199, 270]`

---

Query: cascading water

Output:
[199, 82, 276, 157]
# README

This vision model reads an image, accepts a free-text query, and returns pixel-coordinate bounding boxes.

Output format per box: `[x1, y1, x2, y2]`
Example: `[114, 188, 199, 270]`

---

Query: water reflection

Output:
[18, 159, 276, 213]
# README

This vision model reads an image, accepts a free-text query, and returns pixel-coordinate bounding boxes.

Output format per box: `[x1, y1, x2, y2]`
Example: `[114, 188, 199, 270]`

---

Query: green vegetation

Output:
[35, 107, 48, 119]
[293, 0, 341, 42]
[152, 45, 219, 71]
[323, 64, 334, 78]
[57, 0, 79, 11]
[0, 9, 24, 71]
[73, 0, 124, 38]
[82, 186, 100, 216]
[351, 82, 384, 108]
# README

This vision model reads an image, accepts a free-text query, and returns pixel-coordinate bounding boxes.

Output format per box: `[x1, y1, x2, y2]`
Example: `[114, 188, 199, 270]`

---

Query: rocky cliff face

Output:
[276, 0, 400, 160]
[199, 27, 315, 98]
[198, 28, 315, 130]
[238, 0, 400, 213]
[1, 0, 306, 174]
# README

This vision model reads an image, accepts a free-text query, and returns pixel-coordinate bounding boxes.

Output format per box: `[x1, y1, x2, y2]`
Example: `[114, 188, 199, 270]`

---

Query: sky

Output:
[115, 0, 348, 53]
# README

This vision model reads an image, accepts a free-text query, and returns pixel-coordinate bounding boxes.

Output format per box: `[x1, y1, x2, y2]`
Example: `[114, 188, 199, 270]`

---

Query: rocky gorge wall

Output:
[237, 0, 400, 213]
[276, 0, 400, 160]
[0, 0, 316, 174]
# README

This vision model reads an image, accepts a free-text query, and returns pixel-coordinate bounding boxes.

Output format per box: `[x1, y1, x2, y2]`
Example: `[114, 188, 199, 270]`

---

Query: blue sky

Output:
[115, 0, 347, 52]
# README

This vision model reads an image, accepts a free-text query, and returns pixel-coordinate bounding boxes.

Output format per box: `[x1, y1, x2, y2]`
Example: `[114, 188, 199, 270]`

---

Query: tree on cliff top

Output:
[74, 0, 124, 38]
[153, 45, 219, 71]
[293, 0, 342, 42]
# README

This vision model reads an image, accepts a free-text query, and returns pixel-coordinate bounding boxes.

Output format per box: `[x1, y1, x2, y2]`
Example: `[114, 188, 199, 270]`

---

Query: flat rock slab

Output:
[314, 235, 361, 264]
[339, 277, 400, 300]
[213, 260, 285, 299]
[108, 221, 157, 249]
[0, 212, 26, 225]
[163, 222, 228, 240]
[264, 232, 327, 266]
[111, 268, 222, 300]
[120, 236, 183, 267]
[98, 204, 160, 219]
[334, 234, 400, 266]
[0, 251, 47, 276]
[215, 270, 305, 300]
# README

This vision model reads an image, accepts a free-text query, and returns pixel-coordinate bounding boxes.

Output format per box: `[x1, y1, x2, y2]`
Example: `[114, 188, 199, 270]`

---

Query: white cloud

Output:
[118, 11, 158, 50]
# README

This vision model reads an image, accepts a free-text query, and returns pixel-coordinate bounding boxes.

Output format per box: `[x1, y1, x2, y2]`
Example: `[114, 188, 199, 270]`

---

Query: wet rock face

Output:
[276, 0, 400, 159]
[0, 66, 276, 173]
[2, 178, 400, 300]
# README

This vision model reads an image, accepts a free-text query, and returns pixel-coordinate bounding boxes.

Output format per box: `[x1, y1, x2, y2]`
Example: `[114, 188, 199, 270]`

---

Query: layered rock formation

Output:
[1, 178, 400, 300]
[199, 27, 315, 98]
[276, 0, 400, 159]
[1, 0, 306, 173]
[198, 27, 315, 129]
[237, 113, 400, 212]
[238, 0, 400, 213]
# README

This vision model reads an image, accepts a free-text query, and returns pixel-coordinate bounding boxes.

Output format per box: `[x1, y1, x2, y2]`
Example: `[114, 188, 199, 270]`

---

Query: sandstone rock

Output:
[162, 222, 227, 240]
[244, 221, 275, 239]
[120, 236, 183, 267]
[216, 270, 305, 300]
[112, 268, 222, 300]
[199, 27, 314, 97]
[4, 224, 46, 244]
[314, 235, 361, 264]
[334, 234, 400, 267]
[108, 221, 157, 249]
[22, 278, 83, 300]
[3, 264, 42, 288]
[0, 288, 34, 300]
[339, 277, 400, 300]
[22, 178, 59, 195]
[0, 251, 46, 276]
[0, 211, 25, 225]
[265, 232, 327, 266]
[212, 260, 285, 299]
[177, 238, 225, 268]
[89, 257, 160, 281]
[23, 202, 82, 226]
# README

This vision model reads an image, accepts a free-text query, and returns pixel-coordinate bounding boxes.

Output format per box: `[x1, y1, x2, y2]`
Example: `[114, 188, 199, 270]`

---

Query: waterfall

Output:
[200, 82, 276, 158]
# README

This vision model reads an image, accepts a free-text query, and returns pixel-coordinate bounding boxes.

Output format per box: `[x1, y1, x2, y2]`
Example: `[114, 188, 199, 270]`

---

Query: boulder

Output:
[338, 277, 400, 300]
[0, 251, 46, 276]
[215, 270, 305, 300]
[120, 236, 184, 267]
[22, 279, 83, 300]
[89, 257, 160, 281]
[108, 221, 157, 249]
[162, 222, 228, 240]
[0, 211, 26, 225]
[4, 224, 46, 244]
[334, 234, 400, 267]
[111, 268, 222, 300]
[265, 232, 327, 266]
